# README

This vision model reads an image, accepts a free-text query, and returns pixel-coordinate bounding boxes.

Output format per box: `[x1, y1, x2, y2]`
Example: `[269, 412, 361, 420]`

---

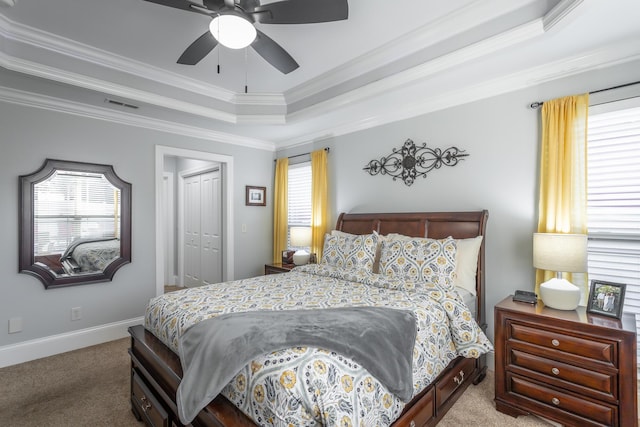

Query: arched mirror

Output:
[19, 159, 131, 289]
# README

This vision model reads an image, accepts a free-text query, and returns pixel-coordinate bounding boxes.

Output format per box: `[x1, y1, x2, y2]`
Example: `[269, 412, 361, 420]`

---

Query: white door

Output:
[183, 174, 201, 287]
[182, 169, 222, 287]
[200, 170, 222, 285]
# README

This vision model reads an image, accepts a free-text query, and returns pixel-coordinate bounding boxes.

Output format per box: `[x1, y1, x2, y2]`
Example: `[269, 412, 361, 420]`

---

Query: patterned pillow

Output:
[320, 232, 379, 272]
[378, 237, 457, 288]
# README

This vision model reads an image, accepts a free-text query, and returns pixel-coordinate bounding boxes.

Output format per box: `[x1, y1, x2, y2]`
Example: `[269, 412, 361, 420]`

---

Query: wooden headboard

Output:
[335, 210, 489, 331]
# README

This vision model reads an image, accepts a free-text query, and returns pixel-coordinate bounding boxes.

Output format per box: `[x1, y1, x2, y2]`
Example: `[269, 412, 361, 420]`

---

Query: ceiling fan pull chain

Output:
[244, 47, 248, 94]
[217, 15, 221, 74]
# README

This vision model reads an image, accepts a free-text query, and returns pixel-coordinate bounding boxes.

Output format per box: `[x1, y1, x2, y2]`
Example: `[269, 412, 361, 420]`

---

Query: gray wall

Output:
[277, 59, 640, 368]
[0, 102, 273, 347]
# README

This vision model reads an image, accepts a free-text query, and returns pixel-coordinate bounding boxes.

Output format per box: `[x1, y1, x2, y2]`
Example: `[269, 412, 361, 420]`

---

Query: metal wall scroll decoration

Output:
[363, 139, 469, 186]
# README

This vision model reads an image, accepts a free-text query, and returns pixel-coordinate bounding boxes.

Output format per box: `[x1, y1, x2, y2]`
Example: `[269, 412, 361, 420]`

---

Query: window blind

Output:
[587, 103, 640, 362]
[34, 171, 120, 256]
[287, 162, 312, 246]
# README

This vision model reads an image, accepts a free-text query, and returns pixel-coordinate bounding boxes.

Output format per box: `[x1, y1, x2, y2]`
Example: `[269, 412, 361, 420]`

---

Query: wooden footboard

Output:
[129, 324, 486, 427]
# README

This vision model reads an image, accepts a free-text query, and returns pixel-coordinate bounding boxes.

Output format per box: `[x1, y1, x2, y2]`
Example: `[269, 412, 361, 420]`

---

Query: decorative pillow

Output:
[321, 232, 379, 272]
[386, 233, 482, 295]
[379, 237, 457, 288]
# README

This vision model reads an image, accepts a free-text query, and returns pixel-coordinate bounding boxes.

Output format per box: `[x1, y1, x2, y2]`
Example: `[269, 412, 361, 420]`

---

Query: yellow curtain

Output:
[536, 93, 589, 302]
[273, 157, 289, 264]
[311, 149, 328, 261]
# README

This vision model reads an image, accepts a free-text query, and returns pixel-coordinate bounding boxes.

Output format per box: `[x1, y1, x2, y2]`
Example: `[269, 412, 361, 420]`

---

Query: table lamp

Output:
[533, 233, 587, 310]
[290, 226, 312, 265]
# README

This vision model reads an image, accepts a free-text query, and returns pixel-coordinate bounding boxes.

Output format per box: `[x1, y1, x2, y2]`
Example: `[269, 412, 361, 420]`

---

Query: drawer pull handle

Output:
[552, 397, 560, 406]
[551, 367, 560, 375]
[140, 396, 152, 411]
[453, 370, 465, 385]
[551, 339, 560, 347]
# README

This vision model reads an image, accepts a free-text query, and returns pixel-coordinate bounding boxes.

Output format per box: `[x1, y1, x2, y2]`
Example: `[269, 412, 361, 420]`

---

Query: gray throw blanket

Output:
[177, 306, 417, 424]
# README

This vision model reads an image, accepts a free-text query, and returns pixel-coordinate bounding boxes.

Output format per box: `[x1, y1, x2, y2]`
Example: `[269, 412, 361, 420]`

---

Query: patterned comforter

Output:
[145, 264, 492, 427]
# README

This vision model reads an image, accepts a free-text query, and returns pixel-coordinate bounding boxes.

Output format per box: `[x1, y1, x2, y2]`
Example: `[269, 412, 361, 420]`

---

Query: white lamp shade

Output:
[290, 226, 312, 248]
[209, 14, 256, 49]
[290, 226, 312, 265]
[533, 233, 587, 273]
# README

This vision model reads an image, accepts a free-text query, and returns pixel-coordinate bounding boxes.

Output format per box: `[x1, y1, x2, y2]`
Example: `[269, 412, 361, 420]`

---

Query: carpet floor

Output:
[0, 338, 557, 426]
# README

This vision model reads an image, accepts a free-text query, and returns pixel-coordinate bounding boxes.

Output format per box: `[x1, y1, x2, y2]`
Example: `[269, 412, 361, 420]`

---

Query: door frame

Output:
[162, 172, 175, 286]
[155, 146, 234, 297]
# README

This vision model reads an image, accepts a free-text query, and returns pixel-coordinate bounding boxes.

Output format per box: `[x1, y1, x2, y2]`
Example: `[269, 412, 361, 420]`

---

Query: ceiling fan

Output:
[143, 0, 349, 74]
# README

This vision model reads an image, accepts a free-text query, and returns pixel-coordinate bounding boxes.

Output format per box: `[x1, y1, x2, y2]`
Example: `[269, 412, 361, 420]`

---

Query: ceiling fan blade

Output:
[251, 0, 348, 24]
[251, 30, 298, 74]
[177, 31, 218, 65]
[202, 0, 225, 10]
[142, 0, 194, 12]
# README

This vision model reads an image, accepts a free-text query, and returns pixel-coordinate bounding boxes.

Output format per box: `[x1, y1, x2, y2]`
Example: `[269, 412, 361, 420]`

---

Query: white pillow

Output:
[386, 233, 483, 295]
[454, 236, 483, 295]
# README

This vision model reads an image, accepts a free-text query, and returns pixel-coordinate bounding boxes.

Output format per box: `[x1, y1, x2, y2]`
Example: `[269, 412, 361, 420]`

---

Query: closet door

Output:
[200, 170, 222, 285]
[183, 174, 201, 287]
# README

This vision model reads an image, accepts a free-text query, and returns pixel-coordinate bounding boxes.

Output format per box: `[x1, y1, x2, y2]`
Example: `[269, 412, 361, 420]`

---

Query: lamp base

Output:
[293, 250, 310, 265]
[539, 278, 581, 310]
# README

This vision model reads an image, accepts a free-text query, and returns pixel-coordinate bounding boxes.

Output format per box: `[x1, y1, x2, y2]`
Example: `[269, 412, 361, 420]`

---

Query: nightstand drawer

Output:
[508, 321, 616, 366]
[506, 373, 617, 427]
[508, 349, 617, 401]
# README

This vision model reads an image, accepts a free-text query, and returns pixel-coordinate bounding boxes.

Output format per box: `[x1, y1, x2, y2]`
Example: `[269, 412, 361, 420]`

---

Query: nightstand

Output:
[494, 296, 637, 427]
[264, 263, 295, 275]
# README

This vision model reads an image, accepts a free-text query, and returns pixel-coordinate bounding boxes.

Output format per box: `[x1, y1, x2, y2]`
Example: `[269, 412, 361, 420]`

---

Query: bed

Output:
[128, 210, 491, 427]
[59, 238, 120, 273]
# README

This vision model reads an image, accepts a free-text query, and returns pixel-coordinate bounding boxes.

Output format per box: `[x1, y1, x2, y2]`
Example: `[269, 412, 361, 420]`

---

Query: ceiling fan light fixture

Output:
[209, 13, 257, 49]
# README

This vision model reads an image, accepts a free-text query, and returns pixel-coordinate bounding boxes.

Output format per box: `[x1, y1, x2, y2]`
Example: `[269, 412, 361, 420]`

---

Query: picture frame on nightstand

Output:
[587, 280, 626, 319]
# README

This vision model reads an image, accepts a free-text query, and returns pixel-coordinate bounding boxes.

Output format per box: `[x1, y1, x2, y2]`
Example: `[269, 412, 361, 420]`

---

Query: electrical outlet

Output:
[8, 317, 22, 334]
[71, 307, 82, 321]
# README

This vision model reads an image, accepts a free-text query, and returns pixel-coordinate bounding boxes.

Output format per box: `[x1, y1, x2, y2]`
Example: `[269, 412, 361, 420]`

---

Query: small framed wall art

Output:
[246, 185, 266, 206]
[587, 280, 626, 319]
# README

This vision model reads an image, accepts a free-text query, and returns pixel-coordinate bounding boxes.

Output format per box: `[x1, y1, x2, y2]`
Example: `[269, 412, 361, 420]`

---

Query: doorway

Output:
[155, 146, 235, 296]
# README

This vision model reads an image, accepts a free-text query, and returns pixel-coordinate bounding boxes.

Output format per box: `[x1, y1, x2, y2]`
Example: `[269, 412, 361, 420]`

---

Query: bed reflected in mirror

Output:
[19, 159, 131, 289]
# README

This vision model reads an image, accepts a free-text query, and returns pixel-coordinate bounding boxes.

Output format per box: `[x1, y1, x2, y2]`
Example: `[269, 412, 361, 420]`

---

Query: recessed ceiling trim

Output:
[287, 19, 545, 122]
[0, 12, 235, 101]
[0, 85, 276, 151]
[285, 0, 550, 105]
[278, 40, 640, 149]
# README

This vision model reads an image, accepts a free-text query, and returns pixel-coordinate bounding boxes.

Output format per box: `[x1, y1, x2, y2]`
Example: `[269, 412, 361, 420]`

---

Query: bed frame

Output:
[128, 210, 489, 427]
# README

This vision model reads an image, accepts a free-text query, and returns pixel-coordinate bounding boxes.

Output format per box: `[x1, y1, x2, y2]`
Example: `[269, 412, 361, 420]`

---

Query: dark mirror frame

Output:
[19, 159, 132, 289]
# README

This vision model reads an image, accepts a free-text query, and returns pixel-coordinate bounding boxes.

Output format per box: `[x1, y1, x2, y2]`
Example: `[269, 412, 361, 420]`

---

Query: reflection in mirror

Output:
[20, 159, 131, 289]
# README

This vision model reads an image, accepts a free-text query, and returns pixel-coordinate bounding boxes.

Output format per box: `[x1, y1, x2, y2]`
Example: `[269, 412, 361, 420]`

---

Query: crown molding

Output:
[544, 0, 584, 31]
[0, 85, 275, 151]
[277, 40, 640, 148]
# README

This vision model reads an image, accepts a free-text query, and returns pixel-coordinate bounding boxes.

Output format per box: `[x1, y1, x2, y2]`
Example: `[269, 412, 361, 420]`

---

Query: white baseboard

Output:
[0, 316, 144, 368]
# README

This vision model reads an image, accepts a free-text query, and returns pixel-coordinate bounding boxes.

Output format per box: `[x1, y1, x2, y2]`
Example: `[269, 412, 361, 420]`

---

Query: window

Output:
[587, 99, 640, 360]
[287, 162, 312, 247]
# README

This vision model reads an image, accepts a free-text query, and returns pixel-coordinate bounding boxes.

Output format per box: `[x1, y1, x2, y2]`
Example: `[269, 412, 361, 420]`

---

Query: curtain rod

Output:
[274, 147, 330, 162]
[529, 80, 640, 109]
